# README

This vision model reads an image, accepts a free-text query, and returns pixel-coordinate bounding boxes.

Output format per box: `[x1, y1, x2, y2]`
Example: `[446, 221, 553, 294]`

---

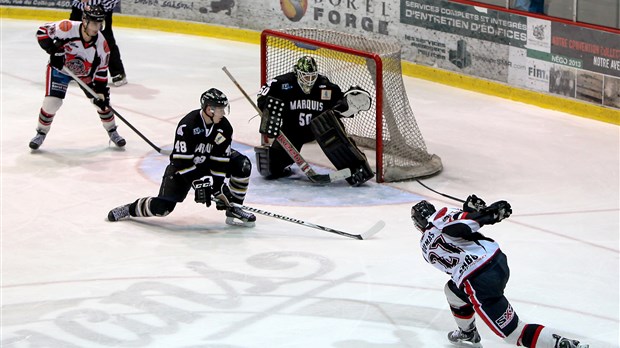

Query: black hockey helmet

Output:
[293, 56, 318, 93]
[83, 4, 106, 22]
[200, 88, 229, 112]
[411, 200, 436, 231]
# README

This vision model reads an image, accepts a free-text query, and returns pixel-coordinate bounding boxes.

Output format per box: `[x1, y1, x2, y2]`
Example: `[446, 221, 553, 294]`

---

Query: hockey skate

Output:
[108, 128, 126, 147]
[555, 336, 589, 348]
[447, 328, 482, 348]
[29, 131, 47, 150]
[108, 204, 131, 222]
[111, 73, 128, 87]
[225, 206, 256, 227]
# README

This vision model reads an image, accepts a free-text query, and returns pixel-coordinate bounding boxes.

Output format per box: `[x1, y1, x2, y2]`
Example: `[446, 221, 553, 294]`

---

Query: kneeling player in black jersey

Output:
[108, 88, 256, 227]
[254, 55, 374, 186]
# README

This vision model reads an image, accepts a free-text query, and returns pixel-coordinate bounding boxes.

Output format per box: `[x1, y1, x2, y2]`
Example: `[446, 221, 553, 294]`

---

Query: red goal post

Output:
[260, 28, 442, 182]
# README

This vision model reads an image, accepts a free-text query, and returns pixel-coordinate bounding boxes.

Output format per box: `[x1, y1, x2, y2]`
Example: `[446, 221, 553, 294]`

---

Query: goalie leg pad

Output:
[259, 97, 286, 138]
[311, 110, 374, 186]
[254, 145, 272, 177]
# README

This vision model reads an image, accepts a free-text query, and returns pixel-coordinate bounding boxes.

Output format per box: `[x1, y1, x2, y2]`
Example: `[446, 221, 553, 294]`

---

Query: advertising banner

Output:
[400, 0, 527, 48]
[399, 0, 529, 84]
[0, 0, 70, 9]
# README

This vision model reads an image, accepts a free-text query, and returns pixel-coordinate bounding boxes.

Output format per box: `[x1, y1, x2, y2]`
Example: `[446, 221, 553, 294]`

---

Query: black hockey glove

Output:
[91, 86, 110, 110]
[485, 201, 512, 223]
[49, 46, 65, 70]
[213, 183, 234, 210]
[192, 176, 213, 207]
[463, 194, 487, 213]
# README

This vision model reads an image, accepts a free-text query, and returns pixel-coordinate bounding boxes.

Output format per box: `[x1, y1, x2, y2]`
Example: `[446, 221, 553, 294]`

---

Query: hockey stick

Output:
[415, 179, 466, 203]
[62, 68, 171, 155]
[221, 66, 351, 184]
[216, 198, 384, 240]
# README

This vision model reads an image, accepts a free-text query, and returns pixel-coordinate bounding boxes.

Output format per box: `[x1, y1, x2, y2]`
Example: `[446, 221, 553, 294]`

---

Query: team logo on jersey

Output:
[65, 58, 89, 77]
[281, 83, 293, 90]
[58, 20, 73, 32]
[495, 304, 515, 329]
[320, 89, 332, 100]
[214, 132, 226, 145]
[177, 124, 186, 136]
[193, 127, 203, 135]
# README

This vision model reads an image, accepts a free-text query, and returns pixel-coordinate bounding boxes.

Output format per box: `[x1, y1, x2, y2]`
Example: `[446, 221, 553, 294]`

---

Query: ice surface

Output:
[1, 19, 618, 348]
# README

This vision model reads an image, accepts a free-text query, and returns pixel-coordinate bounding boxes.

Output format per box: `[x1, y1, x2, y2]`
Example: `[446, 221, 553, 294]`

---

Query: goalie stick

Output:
[215, 198, 384, 240]
[221, 66, 351, 184]
[415, 179, 466, 203]
[62, 68, 171, 155]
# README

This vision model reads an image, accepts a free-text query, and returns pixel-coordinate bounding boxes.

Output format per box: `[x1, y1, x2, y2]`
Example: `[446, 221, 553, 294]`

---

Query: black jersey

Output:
[170, 109, 233, 188]
[257, 72, 344, 144]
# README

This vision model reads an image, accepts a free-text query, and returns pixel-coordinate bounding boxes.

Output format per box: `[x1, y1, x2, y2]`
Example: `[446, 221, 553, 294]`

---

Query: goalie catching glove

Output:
[192, 176, 213, 207]
[339, 86, 372, 117]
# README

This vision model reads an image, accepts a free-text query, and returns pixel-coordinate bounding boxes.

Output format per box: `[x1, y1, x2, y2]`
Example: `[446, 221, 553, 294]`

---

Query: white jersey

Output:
[37, 20, 109, 85]
[419, 207, 500, 287]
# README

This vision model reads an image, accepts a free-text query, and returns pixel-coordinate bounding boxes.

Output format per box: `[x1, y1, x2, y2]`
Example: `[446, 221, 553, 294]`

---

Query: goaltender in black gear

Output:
[108, 88, 256, 227]
[255, 56, 374, 186]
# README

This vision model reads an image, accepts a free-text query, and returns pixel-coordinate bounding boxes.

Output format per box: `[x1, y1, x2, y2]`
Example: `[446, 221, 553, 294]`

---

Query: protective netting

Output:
[261, 29, 442, 182]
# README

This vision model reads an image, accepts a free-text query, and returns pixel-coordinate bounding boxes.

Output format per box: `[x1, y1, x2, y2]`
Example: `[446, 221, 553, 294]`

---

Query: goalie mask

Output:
[294, 56, 318, 94]
[200, 88, 230, 115]
[83, 5, 106, 22]
[411, 200, 436, 232]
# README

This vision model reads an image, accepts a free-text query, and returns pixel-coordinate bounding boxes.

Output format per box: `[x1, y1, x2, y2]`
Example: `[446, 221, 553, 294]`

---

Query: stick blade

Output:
[329, 168, 352, 182]
[359, 220, 385, 240]
[309, 168, 352, 184]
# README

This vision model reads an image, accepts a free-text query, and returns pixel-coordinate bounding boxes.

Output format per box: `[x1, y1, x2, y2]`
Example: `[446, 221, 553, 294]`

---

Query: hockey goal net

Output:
[261, 28, 442, 183]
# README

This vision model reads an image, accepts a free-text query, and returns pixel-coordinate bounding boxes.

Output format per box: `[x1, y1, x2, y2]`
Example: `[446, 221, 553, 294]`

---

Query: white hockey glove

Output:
[340, 86, 372, 117]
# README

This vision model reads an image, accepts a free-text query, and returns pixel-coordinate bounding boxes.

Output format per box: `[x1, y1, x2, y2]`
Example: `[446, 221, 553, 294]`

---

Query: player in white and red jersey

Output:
[412, 196, 588, 348]
[29, 4, 125, 150]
